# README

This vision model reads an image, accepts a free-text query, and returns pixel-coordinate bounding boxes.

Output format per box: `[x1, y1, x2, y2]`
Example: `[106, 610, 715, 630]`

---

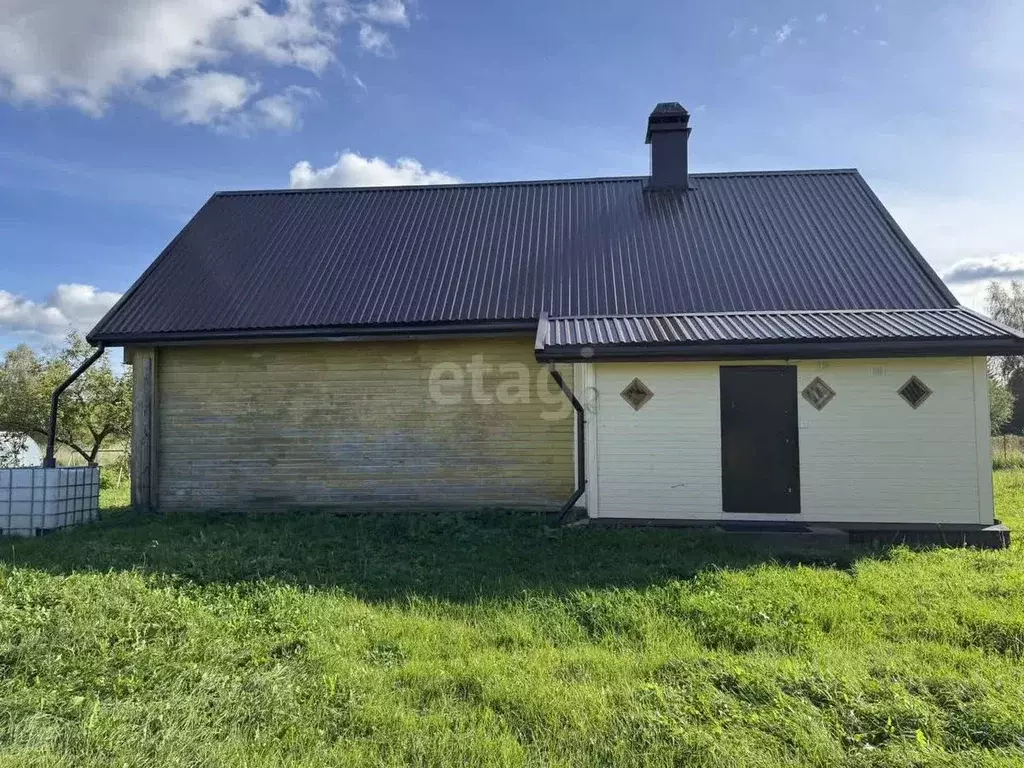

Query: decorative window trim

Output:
[620, 378, 654, 411]
[801, 376, 835, 411]
[898, 376, 932, 409]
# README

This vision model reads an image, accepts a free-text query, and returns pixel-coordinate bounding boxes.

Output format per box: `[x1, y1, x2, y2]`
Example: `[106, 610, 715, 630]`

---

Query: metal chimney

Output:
[645, 102, 691, 190]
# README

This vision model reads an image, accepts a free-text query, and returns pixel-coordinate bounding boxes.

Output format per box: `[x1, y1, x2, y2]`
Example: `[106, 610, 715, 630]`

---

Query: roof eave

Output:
[535, 337, 1024, 363]
[90, 319, 538, 347]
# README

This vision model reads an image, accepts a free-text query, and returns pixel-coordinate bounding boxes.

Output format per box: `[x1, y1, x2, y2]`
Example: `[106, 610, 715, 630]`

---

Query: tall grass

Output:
[992, 435, 1024, 470]
[993, 451, 1024, 470]
[0, 476, 1022, 766]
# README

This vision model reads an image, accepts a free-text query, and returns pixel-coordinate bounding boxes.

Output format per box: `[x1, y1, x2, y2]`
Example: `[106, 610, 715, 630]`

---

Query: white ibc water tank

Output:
[0, 433, 43, 467]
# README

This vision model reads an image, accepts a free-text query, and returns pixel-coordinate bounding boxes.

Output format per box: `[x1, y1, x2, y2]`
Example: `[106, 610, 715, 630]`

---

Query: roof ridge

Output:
[213, 168, 861, 197]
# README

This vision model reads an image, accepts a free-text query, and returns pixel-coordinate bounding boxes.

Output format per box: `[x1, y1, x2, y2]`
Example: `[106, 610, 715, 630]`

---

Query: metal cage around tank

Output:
[0, 466, 100, 537]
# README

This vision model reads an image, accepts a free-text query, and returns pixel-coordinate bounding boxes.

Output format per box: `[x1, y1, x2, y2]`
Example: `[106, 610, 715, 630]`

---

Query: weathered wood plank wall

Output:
[146, 337, 574, 510]
[130, 347, 157, 510]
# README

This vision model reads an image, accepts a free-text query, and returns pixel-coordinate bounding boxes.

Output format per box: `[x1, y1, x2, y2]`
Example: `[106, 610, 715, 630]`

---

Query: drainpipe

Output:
[548, 366, 586, 524]
[43, 344, 106, 468]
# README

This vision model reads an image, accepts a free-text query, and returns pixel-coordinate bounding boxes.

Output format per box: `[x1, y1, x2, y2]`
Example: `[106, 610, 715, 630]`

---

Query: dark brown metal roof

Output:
[535, 308, 1024, 361]
[89, 169, 958, 344]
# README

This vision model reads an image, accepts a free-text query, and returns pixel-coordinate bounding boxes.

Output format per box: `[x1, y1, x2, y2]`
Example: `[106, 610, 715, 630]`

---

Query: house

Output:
[89, 102, 1024, 541]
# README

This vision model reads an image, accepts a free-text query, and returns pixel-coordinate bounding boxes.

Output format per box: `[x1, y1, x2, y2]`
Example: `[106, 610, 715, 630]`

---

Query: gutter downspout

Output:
[43, 344, 106, 468]
[548, 366, 585, 524]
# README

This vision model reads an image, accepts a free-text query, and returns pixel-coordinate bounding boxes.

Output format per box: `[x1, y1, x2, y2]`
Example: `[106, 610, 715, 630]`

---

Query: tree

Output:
[0, 333, 131, 465]
[986, 281, 1024, 433]
[986, 281, 1024, 382]
[990, 377, 1014, 435]
[0, 432, 27, 468]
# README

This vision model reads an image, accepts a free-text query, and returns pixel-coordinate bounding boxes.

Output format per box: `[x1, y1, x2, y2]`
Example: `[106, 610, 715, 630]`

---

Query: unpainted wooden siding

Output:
[130, 347, 157, 510]
[586, 357, 993, 524]
[153, 338, 574, 509]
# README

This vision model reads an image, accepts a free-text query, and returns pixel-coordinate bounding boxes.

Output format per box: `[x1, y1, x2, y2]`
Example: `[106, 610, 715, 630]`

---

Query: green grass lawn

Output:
[1, 478, 1023, 766]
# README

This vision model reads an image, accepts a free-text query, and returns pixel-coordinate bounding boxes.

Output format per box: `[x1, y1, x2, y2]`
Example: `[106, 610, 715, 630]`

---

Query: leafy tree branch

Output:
[0, 332, 130, 465]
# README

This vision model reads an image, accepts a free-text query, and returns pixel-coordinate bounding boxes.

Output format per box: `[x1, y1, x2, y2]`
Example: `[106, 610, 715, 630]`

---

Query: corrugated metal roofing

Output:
[90, 169, 958, 343]
[538, 308, 1023, 350]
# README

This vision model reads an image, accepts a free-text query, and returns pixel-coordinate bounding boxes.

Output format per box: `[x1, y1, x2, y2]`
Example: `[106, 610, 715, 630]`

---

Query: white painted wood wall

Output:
[576, 357, 993, 525]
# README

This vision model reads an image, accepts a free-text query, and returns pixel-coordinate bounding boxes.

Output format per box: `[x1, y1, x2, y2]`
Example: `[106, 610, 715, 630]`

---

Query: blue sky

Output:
[1, 0, 1022, 352]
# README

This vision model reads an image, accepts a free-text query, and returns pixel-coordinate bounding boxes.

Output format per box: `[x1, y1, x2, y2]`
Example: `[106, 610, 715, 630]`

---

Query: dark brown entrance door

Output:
[719, 365, 801, 514]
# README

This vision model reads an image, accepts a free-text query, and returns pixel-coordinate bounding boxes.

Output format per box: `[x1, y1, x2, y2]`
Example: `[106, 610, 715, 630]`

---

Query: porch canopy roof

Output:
[534, 307, 1024, 362]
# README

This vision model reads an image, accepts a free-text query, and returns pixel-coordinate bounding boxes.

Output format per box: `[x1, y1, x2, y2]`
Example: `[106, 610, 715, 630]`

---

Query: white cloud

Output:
[150, 71, 319, 131]
[775, 21, 794, 44]
[229, 0, 343, 71]
[358, 23, 392, 55]
[0, 0, 410, 128]
[942, 255, 1024, 285]
[289, 151, 460, 188]
[0, 0, 321, 111]
[363, 0, 408, 27]
[248, 85, 318, 131]
[161, 71, 259, 125]
[816, 12, 828, 23]
[155, 74, 318, 131]
[0, 284, 121, 338]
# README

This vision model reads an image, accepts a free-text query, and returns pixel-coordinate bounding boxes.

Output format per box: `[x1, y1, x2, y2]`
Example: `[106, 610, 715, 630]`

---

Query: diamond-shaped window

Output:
[802, 377, 835, 411]
[898, 376, 932, 409]
[620, 378, 654, 411]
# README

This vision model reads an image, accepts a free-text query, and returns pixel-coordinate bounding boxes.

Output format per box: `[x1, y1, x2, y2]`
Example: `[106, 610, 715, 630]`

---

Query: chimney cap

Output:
[646, 102, 690, 144]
